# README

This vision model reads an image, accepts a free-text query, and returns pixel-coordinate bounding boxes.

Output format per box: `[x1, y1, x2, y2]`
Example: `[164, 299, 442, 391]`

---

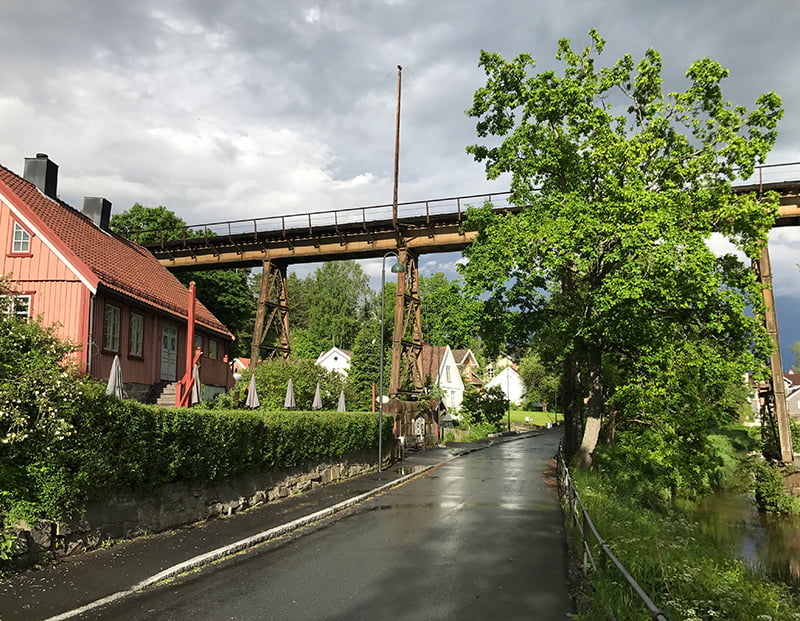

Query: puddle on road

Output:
[394, 465, 429, 476]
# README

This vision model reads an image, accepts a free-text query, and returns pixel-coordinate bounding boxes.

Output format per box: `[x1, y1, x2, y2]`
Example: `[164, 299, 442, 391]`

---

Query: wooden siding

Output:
[90, 292, 231, 389]
[1, 203, 92, 370]
[1, 201, 232, 394]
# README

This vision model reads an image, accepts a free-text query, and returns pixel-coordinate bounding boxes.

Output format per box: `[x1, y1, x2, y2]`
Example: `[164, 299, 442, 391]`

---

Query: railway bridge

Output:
[140, 165, 800, 460]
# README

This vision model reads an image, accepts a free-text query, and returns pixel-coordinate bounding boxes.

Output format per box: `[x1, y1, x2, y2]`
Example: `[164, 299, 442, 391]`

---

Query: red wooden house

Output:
[0, 153, 233, 402]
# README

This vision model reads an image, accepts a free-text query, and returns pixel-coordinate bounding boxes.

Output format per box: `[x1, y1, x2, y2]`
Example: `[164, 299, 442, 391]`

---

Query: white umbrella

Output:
[284, 378, 296, 408]
[245, 374, 260, 409]
[312, 382, 323, 410]
[337, 390, 346, 412]
[190, 364, 201, 405]
[105, 354, 125, 399]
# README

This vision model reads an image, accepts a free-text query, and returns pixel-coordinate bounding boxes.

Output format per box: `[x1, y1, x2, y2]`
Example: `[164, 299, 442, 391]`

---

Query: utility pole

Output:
[392, 65, 402, 230]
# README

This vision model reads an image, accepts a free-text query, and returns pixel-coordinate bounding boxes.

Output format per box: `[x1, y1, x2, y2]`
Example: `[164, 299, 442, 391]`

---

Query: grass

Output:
[568, 468, 800, 620]
[507, 409, 562, 426]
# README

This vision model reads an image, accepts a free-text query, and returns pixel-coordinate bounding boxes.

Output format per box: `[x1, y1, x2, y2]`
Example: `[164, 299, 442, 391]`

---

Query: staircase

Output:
[144, 381, 178, 407]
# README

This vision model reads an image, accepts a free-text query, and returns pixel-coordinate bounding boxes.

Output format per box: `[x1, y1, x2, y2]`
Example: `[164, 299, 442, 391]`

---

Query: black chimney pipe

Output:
[23, 153, 59, 199]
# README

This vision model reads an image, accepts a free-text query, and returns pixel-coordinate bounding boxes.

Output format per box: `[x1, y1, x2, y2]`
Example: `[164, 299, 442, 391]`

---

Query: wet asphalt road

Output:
[82, 432, 571, 620]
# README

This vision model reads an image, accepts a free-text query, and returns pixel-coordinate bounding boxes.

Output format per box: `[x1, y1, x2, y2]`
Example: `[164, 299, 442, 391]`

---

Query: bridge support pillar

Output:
[250, 260, 290, 367]
[754, 243, 794, 463]
[389, 249, 424, 397]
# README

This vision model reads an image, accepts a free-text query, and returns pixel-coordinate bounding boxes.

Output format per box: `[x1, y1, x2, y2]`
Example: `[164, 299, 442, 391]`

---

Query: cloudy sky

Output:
[3, 1, 800, 358]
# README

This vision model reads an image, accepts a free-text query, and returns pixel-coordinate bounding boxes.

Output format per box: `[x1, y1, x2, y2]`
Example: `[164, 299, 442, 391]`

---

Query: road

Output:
[83, 432, 572, 620]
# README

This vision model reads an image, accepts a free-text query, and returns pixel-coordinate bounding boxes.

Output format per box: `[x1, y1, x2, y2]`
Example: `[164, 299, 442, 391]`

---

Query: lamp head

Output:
[390, 260, 405, 274]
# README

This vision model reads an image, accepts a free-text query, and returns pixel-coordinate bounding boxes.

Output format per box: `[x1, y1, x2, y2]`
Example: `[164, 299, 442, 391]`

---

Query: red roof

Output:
[419, 345, 448, 381]
[0, 163, 232, 337]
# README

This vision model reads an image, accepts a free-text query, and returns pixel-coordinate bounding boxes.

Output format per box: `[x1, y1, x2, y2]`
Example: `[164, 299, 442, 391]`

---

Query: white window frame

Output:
[11, 222, 31, 254]
[2, 294, 31, 319]
[129, 311, 144, 357]
[104, 304, 121, 352]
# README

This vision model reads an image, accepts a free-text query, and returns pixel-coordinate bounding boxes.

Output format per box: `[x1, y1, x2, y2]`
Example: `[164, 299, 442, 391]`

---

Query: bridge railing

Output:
[136, 191, 516, 246]
[738, 161, 800, 188]
[136, 161, 800, 247]
[557, 445, 668, 621]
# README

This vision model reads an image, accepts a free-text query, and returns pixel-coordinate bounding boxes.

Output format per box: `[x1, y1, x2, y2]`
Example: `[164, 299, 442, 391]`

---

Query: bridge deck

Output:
[141, 169, 800, 270]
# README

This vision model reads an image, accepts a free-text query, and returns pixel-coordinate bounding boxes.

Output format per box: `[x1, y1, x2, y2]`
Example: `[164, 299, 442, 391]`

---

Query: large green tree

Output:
[286, 261, 373, 359]
[419, 272, 483, 350]
[110, 204, 255, 355]
[462, 30, 782, 477]
[518, 349, 560, 412]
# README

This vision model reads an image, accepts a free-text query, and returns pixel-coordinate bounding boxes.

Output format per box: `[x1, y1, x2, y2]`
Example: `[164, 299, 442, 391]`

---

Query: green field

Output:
[507, 410, 562, 426]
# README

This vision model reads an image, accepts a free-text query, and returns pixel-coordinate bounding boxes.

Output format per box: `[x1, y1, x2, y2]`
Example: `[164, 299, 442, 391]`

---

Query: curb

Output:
[45, 460, 441, 621]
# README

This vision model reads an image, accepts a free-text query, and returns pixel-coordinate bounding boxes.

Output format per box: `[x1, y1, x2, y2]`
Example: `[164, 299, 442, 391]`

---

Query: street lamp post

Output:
[378, 252, 405, 474]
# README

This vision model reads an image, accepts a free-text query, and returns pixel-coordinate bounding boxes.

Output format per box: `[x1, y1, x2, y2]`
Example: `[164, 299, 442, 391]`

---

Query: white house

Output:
[485, 366, 526, 407]
[420, 344, 465, 410]
[316, 347, 352, 376]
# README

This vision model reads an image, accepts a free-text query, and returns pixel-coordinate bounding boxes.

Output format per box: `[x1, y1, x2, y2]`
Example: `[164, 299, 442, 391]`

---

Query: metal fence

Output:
[557, 446, 668, 621]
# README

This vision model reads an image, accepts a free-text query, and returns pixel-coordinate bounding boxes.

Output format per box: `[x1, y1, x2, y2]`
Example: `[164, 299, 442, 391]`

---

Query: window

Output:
[104, 304, 120, 352]
[2, 295, 31, 319]
[208, 338, 218, 360]
[445, 366, 452, 382]
[129, 312, 144, 357]
[11, 222, 31, 254]
[194, 334, 203, 353]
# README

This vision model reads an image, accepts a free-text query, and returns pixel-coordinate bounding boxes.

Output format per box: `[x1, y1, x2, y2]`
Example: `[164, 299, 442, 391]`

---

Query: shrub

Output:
[225, 358, 351, 411]
[461, 385, 508, 427]
[744, 456, 800, 515]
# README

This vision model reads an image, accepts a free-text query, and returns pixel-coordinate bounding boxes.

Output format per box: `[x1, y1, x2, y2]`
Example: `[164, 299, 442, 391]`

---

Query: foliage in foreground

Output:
[461, 27, 783, 480]
[569, 467, 800, 621]
[3, 394, 389, 533]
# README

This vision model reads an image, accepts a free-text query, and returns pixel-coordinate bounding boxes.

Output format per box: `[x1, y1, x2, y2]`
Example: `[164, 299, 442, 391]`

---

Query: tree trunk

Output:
[577, 347, 603, 468]
[561, 356, 581, 458]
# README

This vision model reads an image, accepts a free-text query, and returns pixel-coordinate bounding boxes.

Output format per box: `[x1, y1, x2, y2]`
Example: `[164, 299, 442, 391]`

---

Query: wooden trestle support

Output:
[248, 251, 426, 404]
[389, 248, 425, 397]
[250, 260, 291, 366]
[754, 244, 794, 463]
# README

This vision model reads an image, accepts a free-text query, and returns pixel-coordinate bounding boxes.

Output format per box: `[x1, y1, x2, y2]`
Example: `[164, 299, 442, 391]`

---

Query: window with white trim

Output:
[2, 295, 31, 320]
[104, 304, 121, 352]
[129, 312, 144, 357]
[12, 222, 31, 253]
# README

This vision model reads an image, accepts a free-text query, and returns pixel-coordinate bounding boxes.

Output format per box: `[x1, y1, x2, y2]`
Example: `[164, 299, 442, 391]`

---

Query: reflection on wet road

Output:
[87, 432, 572, 620]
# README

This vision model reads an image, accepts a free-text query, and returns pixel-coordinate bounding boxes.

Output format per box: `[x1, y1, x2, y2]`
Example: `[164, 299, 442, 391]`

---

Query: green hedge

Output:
[3, 387, 393, 526]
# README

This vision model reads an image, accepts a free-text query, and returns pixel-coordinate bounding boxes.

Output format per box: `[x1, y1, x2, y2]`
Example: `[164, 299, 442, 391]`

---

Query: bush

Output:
[225, 358, 351, 411]
[744, 456, 800, 515]
[4, 391, 391, 556]
[461, 385, 508, 427]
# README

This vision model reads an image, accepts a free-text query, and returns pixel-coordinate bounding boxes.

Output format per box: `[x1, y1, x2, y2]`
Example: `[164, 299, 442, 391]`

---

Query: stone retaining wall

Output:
[9, 449, 377, 569]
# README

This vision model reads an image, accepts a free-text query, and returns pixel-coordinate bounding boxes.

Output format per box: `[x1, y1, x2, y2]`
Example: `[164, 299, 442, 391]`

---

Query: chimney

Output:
[23, 153, 59, 199]
[82, 197, 112, 230]
[82, 196, 111, 231]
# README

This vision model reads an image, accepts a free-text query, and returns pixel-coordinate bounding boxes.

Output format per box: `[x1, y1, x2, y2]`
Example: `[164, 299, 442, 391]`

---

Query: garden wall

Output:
[10, 448, 377, 569]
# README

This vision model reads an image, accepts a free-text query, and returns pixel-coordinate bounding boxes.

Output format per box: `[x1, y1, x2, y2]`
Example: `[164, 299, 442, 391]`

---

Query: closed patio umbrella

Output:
[190, 364, 201, 405]
[105, 354, 125, 399]
[245, 373, 260, 409]
[312, 382, 323, 410]
[337, 390, 346, 412]
[284, 378, 296, 409]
